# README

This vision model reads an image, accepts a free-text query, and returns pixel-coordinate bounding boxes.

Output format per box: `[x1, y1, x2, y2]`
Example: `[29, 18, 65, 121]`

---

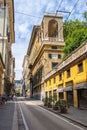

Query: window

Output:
[54, 77, 56, 83]
[78, 62, 83, 73]
[52, 54, 58, 59]
[49, 80, 51, 85]
[49, 54, 52, 58]
[67, 69, 71, 78]
[52, 63, 58, 69]
[45, 82, 47, 87]
[51, 46, 57, 49]
[48, 19, 58, 37]
[0, 3, 3, 8]
[45, 92, 48, 97]
[49, 54, 61, 59]
[58, 54, 61, 59]
[59, 73, 62, 81]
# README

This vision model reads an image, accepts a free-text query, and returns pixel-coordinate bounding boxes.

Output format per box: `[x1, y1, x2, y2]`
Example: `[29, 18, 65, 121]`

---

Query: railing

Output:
[43, 37, 64, 42]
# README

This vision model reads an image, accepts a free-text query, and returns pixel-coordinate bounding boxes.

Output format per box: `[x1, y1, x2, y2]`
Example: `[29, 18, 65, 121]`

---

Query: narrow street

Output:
[16, 97, 86, 130]
[0, 97, 87, 130]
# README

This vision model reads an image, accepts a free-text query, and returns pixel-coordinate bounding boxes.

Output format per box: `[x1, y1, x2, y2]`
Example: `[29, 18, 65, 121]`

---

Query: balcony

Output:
[42, 37, 64, 45]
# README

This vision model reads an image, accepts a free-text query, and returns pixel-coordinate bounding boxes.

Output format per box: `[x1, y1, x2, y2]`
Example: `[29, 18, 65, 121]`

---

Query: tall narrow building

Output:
[26, 13, 65, 99]
[0, 0, 15, 95]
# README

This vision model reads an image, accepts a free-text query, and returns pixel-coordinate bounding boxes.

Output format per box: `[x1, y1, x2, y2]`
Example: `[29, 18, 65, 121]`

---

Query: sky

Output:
[12, 0, 87, 80]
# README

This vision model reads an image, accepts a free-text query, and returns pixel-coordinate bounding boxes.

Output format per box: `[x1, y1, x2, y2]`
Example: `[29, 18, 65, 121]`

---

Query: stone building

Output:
[0, 0, 15, 95]
[0, 53, 5, 95]
[26, 13, 65, 99]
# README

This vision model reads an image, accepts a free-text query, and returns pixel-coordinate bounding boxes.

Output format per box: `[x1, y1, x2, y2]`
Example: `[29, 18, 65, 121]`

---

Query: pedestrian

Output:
[13, 94, 16, 101]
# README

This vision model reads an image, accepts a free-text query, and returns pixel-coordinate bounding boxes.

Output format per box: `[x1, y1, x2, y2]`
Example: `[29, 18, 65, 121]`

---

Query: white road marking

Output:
[12, 102, 18, 130]
[38, 105, 85, 130]
[19, 103, 29, 130]
[24, 101, 84, 130]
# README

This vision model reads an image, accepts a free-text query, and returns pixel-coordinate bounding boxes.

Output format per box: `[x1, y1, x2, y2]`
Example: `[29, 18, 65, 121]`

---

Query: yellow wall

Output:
[45, 58, 87, 108]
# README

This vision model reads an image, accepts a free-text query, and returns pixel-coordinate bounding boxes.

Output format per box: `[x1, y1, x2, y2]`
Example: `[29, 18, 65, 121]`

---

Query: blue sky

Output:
[12, 0, 87, 80]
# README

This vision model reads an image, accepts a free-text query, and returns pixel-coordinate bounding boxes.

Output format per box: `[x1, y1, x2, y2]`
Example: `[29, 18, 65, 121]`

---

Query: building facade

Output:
[22, 55, 30, 96]
[0, 53, 5, 95]
[26, 13, 65, 99]
[0, 0, 15, 95]
[44, 41, 87, 109]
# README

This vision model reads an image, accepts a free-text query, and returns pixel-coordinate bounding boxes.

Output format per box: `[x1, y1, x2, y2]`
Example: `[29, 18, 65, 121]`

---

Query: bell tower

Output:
[41, 13, 64, 42]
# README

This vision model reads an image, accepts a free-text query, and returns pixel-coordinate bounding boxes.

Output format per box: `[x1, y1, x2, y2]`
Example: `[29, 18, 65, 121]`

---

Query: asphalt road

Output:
[17, 98, 86, 130]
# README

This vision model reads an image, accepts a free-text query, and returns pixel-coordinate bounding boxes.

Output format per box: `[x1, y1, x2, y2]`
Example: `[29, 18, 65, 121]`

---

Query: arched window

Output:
[48, 19, 58, 37]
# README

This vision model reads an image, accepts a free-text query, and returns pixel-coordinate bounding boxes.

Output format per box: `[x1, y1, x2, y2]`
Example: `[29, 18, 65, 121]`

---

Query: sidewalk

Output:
[27, 98, 87, 127]
[0, 101, 18, 130]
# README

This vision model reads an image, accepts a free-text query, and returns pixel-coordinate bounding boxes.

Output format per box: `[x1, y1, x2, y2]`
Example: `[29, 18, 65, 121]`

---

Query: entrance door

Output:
[67, 91, 73, 106]
[78, 89, 87, 109]
[59, 92, 63, 99]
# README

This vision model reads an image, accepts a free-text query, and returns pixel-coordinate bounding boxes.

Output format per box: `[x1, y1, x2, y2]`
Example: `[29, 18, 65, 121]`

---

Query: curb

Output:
[40, 105, 87, 128]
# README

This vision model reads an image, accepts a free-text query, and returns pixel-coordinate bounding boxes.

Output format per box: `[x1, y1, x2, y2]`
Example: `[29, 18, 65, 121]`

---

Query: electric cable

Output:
[15, 11, 42, 19]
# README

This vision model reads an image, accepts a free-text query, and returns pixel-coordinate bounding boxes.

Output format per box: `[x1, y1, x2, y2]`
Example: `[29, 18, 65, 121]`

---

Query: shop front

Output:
[74, 82, 87, 109]
[57, 85, 64, 100]
[0, 54, 5, 95]
[64, 82, 74, 106]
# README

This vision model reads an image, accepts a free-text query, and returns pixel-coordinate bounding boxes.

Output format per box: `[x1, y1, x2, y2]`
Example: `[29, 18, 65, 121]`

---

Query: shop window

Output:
[45, 92, 48, 97]
[78, 62, 83, 73]
[59, 93, 63, 99]
[49, 91, 52, 96]
[67, 69, 71, 78]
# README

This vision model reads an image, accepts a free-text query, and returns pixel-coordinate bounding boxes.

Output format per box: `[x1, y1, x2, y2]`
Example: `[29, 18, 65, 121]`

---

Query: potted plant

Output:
[53, 93, 58, 110]
[57, 99, 68, 113]
[42, 97, 48, 106]
[48, 95, 53, 108]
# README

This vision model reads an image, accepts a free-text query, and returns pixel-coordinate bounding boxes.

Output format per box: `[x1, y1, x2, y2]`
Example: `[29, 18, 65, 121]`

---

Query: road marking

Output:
[12, 102, 18, 130]
[37, 105, 85, 130]
[19, 103, 29, 130]
[24, 101, 85, 130]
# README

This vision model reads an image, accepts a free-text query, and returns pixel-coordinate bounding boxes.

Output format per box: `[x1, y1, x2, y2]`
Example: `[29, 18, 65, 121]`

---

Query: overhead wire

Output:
[56, 0, 80, 38]
[45, 0, 64, 37]
[15, 11, 42, 19]
[56, 0, 64, 14]
[66, 0, 80, 21]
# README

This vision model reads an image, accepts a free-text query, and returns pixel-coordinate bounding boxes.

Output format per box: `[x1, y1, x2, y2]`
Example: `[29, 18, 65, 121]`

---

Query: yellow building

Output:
[0, 53, 5, 95]
[45, 41, 87, 109]
[26, 13, 65, 99]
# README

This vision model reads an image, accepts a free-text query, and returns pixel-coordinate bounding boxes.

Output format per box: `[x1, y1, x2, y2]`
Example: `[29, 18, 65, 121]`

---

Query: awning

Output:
[64, 86, 73, 92]
[57, 88, 64, 93]
[74, 82, 87, 90]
